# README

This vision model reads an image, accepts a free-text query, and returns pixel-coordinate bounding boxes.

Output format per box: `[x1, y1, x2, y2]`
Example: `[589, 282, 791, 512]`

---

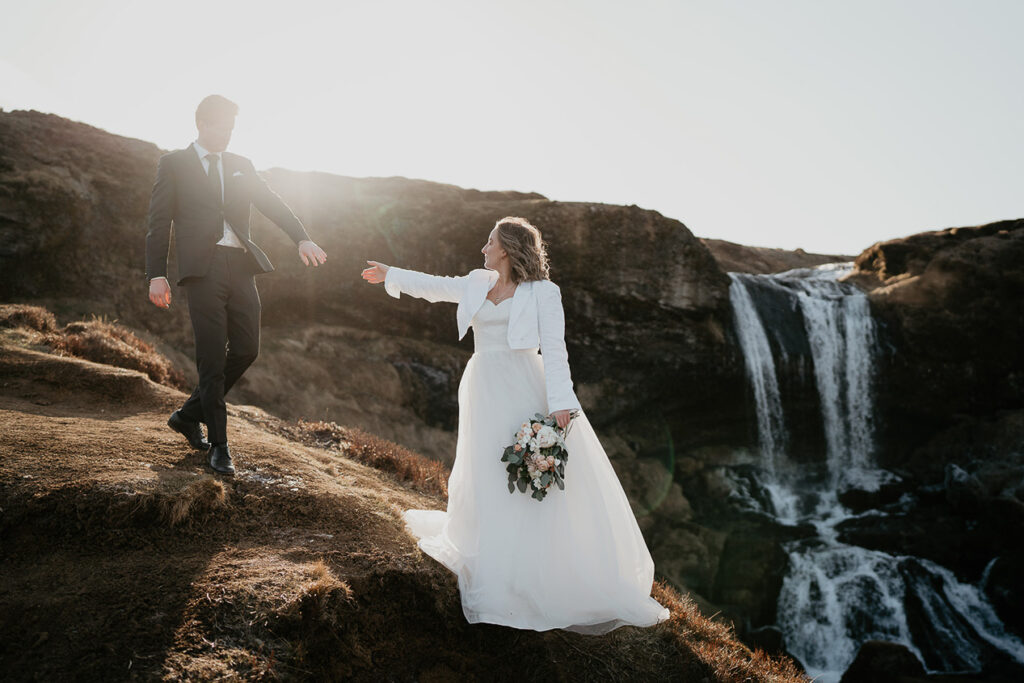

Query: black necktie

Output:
[206, 154, 222, 204]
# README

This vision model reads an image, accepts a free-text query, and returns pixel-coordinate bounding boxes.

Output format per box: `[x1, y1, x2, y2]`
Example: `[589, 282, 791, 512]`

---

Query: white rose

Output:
[536, 426, 558, 448]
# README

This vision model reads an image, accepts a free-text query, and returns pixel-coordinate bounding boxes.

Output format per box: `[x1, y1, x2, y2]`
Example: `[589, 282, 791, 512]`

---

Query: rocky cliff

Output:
[838, 219, 1024, 639]
[701, 238, 852, 274]
[849, 219, 1024, 457]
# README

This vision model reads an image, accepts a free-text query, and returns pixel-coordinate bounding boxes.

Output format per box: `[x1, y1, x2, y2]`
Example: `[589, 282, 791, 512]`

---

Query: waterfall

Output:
[728, 274, 787, 468]
[729, 266, 878, 479]
[790, 269, 878, 487]
[727, 263, 1024, 681]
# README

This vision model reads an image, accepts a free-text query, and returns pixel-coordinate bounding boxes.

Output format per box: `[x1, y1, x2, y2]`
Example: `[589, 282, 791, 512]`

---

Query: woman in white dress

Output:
[361, 217, 670, 635]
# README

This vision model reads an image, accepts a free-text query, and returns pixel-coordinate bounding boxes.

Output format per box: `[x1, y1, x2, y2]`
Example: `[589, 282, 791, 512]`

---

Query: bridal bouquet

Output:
[501, 412, 576, 501]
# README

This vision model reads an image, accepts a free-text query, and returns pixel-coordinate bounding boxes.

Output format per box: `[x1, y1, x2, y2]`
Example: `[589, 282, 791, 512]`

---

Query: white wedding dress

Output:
[402, 297, 670, 634]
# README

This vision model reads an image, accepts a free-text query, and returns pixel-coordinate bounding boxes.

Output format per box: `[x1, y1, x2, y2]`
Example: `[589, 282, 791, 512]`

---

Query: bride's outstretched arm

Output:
[537, 281, 583, 415]
[361, 261, 465, 304]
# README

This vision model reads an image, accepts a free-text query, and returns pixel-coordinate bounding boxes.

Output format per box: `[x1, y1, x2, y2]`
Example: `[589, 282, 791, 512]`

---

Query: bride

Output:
[361, 216, 670, 635]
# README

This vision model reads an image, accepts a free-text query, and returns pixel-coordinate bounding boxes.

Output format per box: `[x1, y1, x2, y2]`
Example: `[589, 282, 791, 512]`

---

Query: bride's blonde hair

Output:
[495, 217, 550, 284]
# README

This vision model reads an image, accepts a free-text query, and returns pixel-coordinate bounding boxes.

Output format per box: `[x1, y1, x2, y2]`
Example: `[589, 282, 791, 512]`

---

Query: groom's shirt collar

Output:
[192, 140, 215, 161]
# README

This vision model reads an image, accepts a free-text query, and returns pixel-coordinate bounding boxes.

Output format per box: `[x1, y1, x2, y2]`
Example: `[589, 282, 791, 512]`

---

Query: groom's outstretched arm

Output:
[145, 154, 175, 282]
[247, 160, 312, 245]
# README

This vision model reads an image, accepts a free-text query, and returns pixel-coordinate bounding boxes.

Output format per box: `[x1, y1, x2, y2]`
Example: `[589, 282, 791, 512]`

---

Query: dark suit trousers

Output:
[177, 246, 261, 444]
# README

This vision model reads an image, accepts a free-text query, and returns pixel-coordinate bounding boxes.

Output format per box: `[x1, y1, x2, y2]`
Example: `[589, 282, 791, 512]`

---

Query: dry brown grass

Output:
[131, 475, 229, 528]
[651, 581, 807, 682]
[275, 558, 355, 622]
[0, 304, 188, 391]
[283, 419, 450, 498]
[0, 303, 59, 333]
[50, 317, 189, 390]
[161, 551, 363, 681]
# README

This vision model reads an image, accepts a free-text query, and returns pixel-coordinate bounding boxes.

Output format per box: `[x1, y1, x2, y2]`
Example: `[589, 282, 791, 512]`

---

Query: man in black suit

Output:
[145, 94, 327, 475]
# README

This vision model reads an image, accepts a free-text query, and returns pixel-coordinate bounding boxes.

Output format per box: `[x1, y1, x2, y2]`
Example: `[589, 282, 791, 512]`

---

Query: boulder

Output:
[839, 641, 925, 683]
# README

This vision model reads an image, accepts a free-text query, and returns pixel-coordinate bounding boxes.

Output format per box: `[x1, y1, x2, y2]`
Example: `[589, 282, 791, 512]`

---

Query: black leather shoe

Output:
[209, 444, 235, 475]
[168, 411, 211, 450]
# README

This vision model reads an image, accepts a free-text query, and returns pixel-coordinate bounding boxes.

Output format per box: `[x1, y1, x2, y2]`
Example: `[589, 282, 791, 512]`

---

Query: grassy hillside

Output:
[0, 305, 804, 681]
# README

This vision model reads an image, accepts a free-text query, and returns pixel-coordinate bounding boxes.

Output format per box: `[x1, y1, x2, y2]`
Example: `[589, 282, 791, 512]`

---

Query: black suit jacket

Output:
[145, 146, 311, 284]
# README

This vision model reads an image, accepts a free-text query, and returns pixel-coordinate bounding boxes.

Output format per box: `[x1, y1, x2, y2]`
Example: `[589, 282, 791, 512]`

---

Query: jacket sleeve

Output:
[537, 281, 582, 413]
[145, 153, 175, 282]
[383, 266, 466, 304]
[248, 160, 312, 245]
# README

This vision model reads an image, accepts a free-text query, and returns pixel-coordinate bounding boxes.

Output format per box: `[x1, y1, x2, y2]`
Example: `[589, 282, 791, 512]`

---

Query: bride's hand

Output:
[551, 410, 572, 429]
[361, 260, 390, 284]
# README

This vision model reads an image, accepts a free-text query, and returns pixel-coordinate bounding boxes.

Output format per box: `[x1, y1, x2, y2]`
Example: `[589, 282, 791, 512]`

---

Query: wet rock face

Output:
[839, 641, 925, 683]
[837, 409, 1024, 636]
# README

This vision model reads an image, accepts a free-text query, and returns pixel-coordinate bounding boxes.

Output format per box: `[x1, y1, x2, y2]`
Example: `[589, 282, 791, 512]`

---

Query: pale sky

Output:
[2, 0, 1021, 254]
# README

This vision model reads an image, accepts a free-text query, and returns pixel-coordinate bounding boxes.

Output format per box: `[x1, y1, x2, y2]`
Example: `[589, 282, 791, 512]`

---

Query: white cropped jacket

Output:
[384, 266, 582, 413]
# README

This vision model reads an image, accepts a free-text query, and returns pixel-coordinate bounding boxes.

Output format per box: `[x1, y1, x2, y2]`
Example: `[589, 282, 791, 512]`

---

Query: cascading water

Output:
[728, 263, 1024, 682]
[727, 273, 802, 522]
[728, 275, 787, 468]
[792, 271, 877, 486]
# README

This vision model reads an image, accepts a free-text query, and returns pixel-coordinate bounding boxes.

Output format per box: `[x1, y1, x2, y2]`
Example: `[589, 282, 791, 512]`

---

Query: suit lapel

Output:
[221, 153, 241, 207]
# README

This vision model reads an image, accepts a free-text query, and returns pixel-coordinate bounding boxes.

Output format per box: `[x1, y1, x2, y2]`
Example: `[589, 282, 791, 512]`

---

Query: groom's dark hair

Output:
[195, 95, 239, 125]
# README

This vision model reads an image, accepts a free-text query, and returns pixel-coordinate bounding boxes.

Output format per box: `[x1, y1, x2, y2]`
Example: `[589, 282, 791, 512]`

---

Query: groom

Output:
[145, 94, 327, 475]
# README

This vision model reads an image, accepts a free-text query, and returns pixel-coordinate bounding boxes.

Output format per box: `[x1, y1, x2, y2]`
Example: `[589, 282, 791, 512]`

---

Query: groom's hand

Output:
[298, 240, 327, 267]
[148, 277, 172, 309]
